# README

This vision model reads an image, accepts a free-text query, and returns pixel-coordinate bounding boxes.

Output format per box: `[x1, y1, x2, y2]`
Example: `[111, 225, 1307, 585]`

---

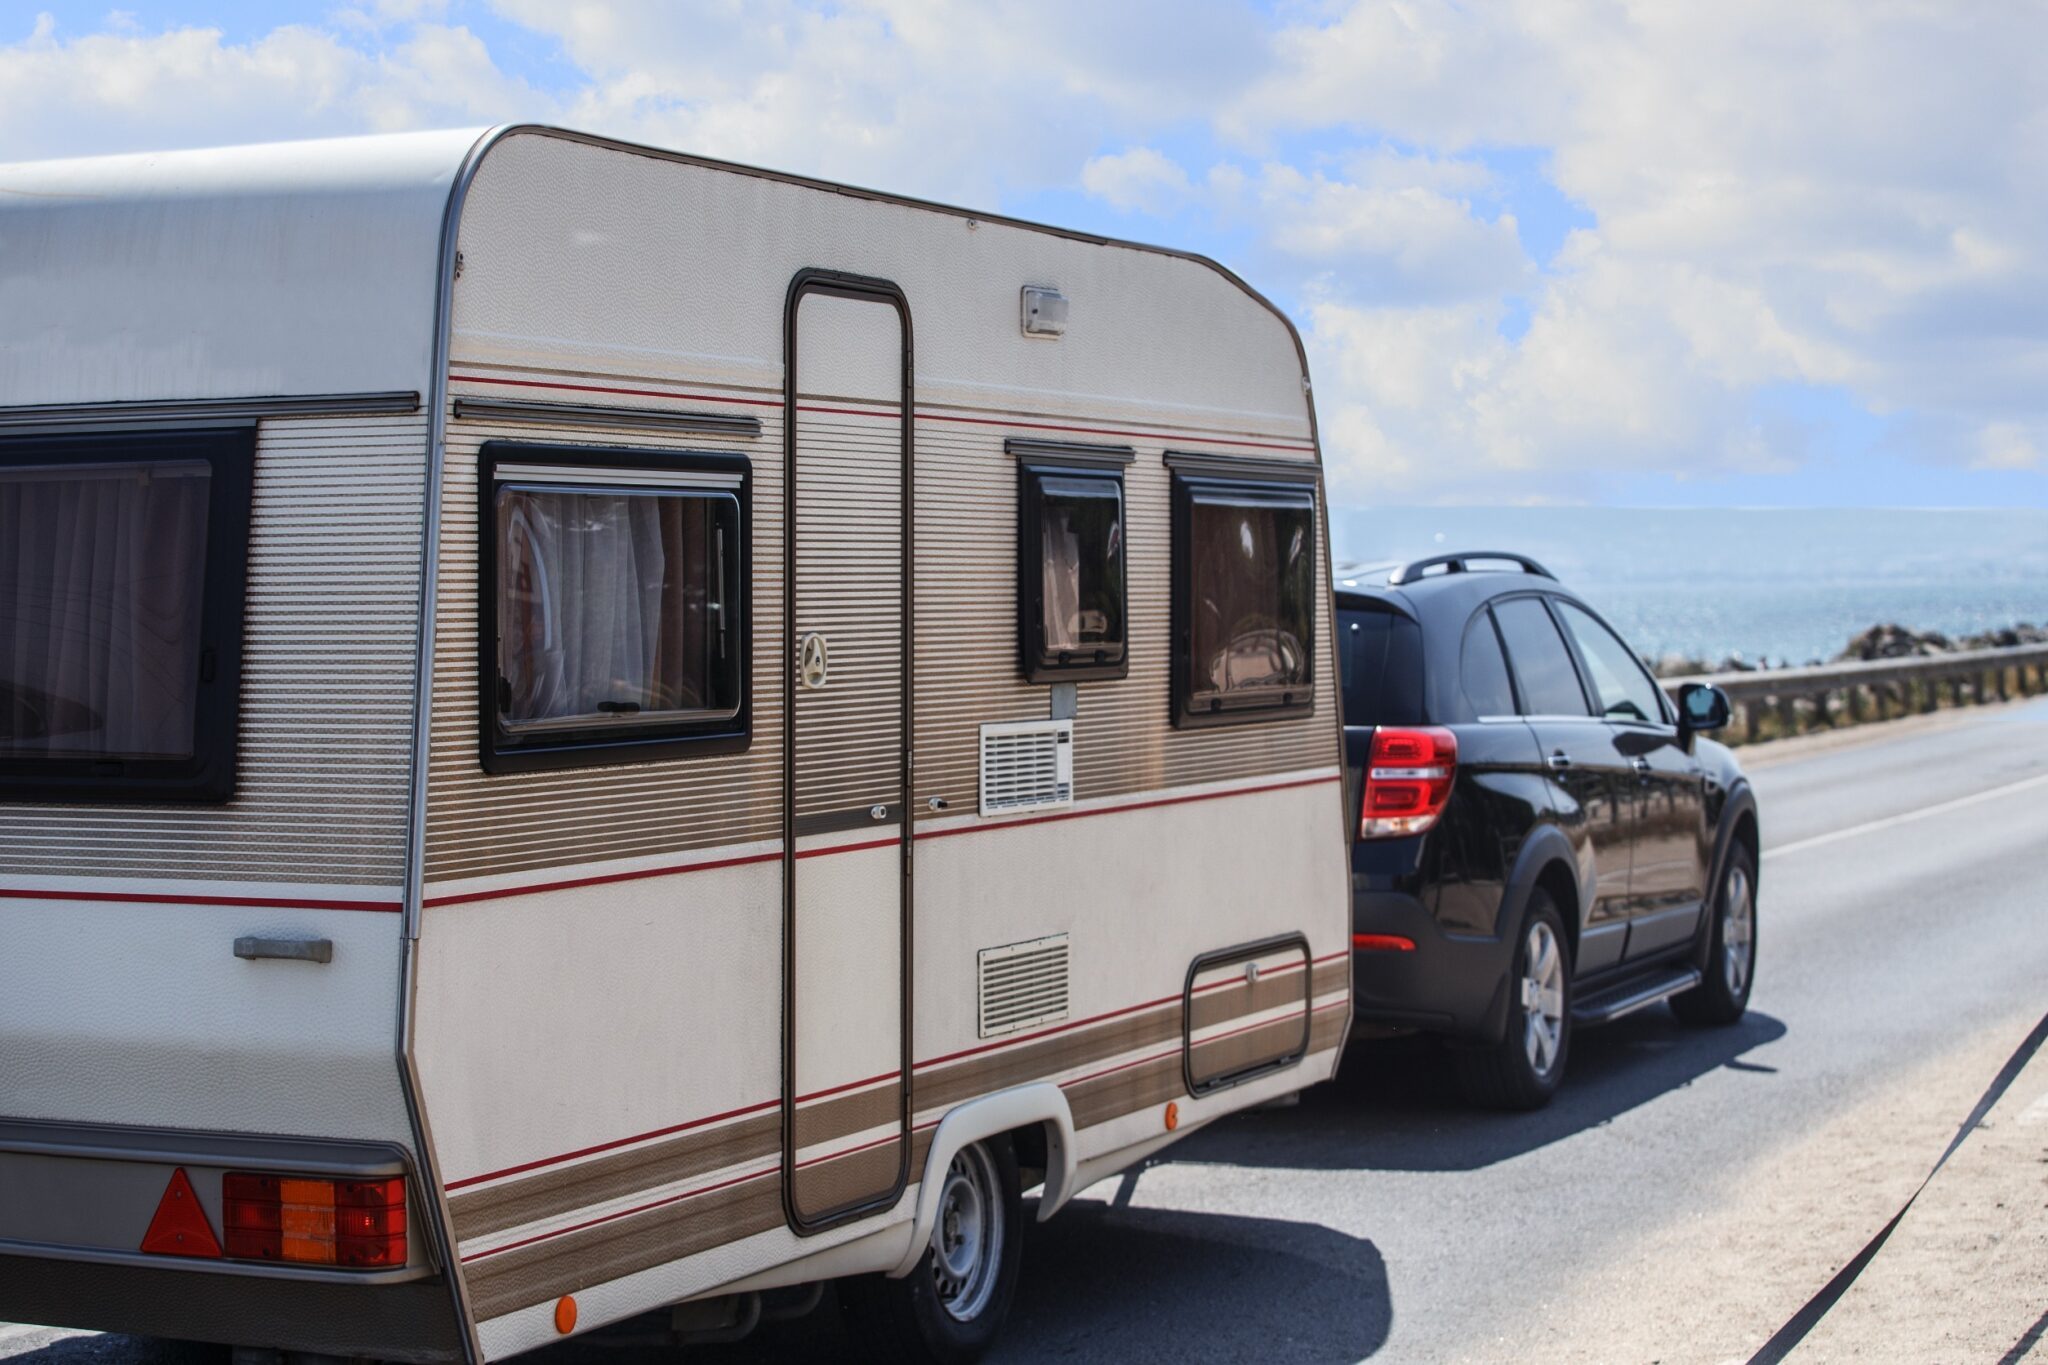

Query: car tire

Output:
[837, 1136, 1022, 1365]
[1455, 891, 1572, 1110]
[1672, 840, 1757, 1027]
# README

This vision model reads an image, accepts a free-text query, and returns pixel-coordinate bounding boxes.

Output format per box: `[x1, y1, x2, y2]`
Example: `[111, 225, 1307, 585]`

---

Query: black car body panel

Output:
[1336, 561, 1759, 1046]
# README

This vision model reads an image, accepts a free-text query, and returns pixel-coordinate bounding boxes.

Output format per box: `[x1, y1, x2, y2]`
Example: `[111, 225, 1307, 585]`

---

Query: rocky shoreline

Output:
[1652, 621, 2048, 679]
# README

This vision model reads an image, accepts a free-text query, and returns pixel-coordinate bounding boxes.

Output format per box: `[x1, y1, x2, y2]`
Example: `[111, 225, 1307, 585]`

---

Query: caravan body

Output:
[0, 126, 1350, 1360]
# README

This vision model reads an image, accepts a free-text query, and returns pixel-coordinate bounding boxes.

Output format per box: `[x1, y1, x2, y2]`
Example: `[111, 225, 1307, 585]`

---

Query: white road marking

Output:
[1762, 769, 2048, 862]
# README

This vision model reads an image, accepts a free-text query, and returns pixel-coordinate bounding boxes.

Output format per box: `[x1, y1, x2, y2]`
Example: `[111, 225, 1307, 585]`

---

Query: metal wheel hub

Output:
[1521, 920, 1565, 1078]
[1722, 864, 1755, 996]
[929, 1144, 1003, 1323]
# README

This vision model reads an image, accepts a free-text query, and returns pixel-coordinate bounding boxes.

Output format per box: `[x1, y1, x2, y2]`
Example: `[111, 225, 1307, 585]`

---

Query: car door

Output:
[1553, 598, 1709, 960]
[1489, 594, 1634, 974]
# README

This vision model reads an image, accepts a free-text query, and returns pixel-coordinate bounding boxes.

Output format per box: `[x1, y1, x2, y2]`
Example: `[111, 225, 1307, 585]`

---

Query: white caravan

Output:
[0, 126, 1351, 1362]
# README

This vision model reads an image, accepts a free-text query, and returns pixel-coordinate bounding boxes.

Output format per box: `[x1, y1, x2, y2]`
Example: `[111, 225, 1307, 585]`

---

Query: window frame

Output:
[1488, 592, 1596, 720]
[1551, 595, 1674, 727]
[0, 424, 254, 805]
[1460, 606, 1520, 721]
[477, 440, 753, 775]
[1014, 441, 1133, 684]
[1167, 455, 1321, 730]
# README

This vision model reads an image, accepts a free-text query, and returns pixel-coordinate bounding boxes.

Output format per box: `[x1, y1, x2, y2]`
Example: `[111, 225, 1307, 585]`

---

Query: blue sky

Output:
[5, 2, 2046, 510]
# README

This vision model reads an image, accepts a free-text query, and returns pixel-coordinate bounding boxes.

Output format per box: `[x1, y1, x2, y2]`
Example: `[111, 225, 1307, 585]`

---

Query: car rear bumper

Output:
[1349, 889, 1515, 1042]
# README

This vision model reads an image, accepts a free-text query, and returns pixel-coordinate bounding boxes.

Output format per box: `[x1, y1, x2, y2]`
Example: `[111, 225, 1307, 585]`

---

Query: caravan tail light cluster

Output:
[222, 1173, 408, 1268]
[1360, 727, 1458, 839]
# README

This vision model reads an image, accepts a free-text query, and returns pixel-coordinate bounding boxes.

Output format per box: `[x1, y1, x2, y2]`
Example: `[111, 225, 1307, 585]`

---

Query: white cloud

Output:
[1080, 147, 1193, 215]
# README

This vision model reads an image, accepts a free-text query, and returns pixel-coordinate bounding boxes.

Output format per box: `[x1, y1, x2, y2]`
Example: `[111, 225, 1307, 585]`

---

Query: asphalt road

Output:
[8, 697, 2048, 1364]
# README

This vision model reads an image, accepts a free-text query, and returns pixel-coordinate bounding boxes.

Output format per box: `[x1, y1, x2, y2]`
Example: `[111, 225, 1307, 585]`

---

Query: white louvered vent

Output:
[978, 934, 1071, 1038]
[979, 719, 1074, 816]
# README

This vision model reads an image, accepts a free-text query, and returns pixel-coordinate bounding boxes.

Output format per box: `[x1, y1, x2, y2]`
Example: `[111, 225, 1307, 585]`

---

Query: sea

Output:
[1330, 507, 2048, 668]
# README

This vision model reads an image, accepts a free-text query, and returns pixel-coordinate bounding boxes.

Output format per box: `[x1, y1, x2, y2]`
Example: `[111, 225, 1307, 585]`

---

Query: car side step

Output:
[1573, 967, 1702, 1026]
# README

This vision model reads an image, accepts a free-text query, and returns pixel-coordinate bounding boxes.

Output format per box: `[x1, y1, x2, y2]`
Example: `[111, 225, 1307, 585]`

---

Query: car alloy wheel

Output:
[930, 1143, 1005, 1323]
[1520, 918, 1566, 1078]
[1721, 862, 1755, 998]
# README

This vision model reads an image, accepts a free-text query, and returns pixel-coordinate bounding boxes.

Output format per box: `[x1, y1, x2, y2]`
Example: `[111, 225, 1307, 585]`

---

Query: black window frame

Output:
[0, 424, 254, 805]
[1489, 593, 1595, 719]
[1168, 454, 1321, 730]
[478, 440, 752, 776]
[1551, 595, 1673, 727]
[1460, 606, 1519, 721]
[1013, 439, 1133, 684]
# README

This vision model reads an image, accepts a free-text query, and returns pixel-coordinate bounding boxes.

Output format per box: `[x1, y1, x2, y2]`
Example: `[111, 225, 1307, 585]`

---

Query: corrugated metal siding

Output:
[423, 371, 1331, 885]
[0, 414, 428, 884]
[424, 394, 785, 883]
[792, 407, 904, 824]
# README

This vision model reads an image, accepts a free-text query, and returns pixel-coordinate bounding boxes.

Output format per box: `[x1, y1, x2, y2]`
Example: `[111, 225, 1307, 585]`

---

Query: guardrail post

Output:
[1743, 700, 1759, 745]
[1846, 685, 1865, 723]
[1999, 666, 2012, 702]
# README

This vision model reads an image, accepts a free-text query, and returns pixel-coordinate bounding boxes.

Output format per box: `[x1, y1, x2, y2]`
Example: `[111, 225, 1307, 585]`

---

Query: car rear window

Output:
[1337, 605, 1424, 726]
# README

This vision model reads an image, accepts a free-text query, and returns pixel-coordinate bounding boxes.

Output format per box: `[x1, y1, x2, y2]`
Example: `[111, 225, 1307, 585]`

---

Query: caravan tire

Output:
[838, 1136, 1022, 1365]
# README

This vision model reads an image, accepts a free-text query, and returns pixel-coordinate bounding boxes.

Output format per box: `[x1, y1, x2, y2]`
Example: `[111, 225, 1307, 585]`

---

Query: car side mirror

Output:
[1678, 682, 1731, 736]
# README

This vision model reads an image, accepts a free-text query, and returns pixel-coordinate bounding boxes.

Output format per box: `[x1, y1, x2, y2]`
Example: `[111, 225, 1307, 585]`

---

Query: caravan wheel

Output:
[839, 1136, 1022, 1364]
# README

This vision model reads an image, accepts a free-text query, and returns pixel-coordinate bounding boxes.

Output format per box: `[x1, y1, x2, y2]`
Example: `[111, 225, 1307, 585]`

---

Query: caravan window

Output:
[481, 444, 750, 773]
[1018, 460, 1127, 682]
[1171, 469, 1318, 726]
[0, 426, 253, 803]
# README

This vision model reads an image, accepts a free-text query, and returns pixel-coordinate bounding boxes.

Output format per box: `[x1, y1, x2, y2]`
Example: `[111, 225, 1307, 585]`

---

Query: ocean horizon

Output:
[1331, 506, 2048, 666]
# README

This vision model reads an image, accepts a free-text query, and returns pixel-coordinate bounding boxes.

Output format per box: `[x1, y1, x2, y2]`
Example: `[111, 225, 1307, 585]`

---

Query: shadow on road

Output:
[1166, 1007, 1789, 1175]
[521, 1202, 1390, 1365]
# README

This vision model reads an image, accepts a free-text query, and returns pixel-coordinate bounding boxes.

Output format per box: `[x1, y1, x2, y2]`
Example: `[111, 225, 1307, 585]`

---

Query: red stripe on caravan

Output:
[448, 374, 783, 409]
[446, 373, 1316, 453]
[443, 1097, 782, 1192]
[912, 774, 1343, 845]
[461, 1163, 779, 1261]
[422, 849, 783, 909]
[0, 887, 400, 913]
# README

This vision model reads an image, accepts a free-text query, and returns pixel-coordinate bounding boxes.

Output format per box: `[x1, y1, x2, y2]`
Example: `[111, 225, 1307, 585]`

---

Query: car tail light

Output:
[1361, 727, 1457, 838]
[223, 1173, 407, 1269]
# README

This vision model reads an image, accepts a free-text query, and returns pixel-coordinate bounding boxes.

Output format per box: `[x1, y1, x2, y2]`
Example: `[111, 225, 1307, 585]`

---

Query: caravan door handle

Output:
[1546, 751, 1573, 771]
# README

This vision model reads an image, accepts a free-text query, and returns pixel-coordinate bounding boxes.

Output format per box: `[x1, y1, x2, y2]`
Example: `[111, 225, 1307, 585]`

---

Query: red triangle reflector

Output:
[140, 1167, 222, 1258]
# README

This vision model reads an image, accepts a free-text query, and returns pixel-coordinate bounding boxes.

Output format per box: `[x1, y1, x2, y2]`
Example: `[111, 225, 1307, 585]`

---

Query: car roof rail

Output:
[1385, 551, 1556, 586]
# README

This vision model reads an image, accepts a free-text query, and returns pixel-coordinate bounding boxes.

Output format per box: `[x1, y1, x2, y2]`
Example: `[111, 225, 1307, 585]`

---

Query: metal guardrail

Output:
[1662, 642, 2048, 745]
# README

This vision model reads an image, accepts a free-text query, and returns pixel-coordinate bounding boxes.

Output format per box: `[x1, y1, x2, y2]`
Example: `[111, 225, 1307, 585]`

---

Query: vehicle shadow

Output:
[531, 1203, 1391, 1365]
[1166, 1007, 1789, 1175]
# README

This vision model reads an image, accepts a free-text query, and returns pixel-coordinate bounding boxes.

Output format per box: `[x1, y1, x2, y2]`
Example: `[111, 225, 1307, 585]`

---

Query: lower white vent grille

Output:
[978, 934, 1071, 1037]
[979, 719, 1073, 816]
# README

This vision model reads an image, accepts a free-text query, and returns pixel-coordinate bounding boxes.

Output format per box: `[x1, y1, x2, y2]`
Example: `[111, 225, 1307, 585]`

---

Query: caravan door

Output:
[782, 273, 913, 1230]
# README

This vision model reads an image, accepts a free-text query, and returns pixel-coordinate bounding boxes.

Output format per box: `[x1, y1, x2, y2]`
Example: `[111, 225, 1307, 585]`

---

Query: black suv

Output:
[1337, 552, 1760, 1108]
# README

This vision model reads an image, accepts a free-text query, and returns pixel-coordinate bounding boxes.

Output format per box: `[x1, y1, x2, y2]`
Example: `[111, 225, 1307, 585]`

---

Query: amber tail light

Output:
[222, 1173, 406, 1269]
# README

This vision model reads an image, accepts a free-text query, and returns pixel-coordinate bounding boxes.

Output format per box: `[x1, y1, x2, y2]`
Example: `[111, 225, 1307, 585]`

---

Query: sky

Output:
[3, 1, 2046, 510]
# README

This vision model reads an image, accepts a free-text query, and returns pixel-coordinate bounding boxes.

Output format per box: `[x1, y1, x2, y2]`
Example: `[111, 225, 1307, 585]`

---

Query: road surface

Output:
[8, 697, 2048, 1363]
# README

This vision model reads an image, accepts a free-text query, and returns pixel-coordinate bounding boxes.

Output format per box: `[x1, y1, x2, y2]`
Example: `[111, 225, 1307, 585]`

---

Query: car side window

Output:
[1491, 597, 1591, 717]
[1555, 600, 1666, 724]
[1461, 610, 1517, 717]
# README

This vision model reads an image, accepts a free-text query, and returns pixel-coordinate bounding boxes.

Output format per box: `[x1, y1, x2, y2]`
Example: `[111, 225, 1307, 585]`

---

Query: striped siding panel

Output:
[0, 415, 428, 884]
[422, 370, 1330, 884]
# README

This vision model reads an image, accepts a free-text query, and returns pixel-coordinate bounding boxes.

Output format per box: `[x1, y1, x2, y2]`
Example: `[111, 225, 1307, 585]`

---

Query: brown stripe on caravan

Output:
[424, 380, 1334, 886]
[793, 1082, 901, 1152]
[1310, 959, 1348, 1000]
[1065, 1053, 1185, 1129]
[462, 1167, 784, 1321]
[448, 1109, 780, 1241]
[1189, 1015, 1310, 1089]
[1188, 964, 1312, 1033]
[910, 1003, 1182, 1114]
[1308, 999, 1348, 1054]
[791, 1137, 905, 1221]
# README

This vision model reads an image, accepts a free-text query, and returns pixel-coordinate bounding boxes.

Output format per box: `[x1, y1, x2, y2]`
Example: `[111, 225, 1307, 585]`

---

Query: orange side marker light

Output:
[140, 1167, 223, 1258]
[1163, 1102, 1179, 1132]
[555, 1295, 579, 1335]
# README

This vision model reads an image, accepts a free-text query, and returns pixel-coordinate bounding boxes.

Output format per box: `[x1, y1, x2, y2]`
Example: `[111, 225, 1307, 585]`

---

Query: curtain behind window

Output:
[0, 460, 211, 760]
[497, 487, 721, 728]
